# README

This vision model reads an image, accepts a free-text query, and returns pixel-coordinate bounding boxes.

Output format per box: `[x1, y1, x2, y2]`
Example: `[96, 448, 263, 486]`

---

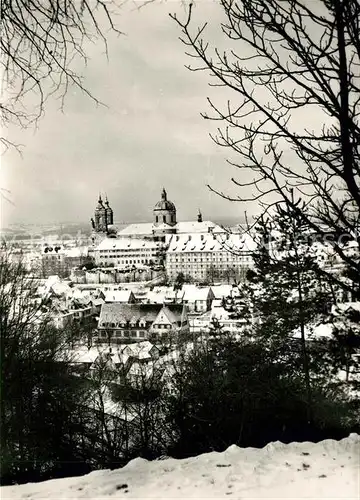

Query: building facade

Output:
[97, 302, 189, 344]
[89, 189, 255, 284]
[93, 237, 163, 268]
[165, 232, 255, 283]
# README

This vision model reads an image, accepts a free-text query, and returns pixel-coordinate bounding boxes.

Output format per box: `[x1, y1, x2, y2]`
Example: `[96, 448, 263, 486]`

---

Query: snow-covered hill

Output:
[2, 434, 359, 499]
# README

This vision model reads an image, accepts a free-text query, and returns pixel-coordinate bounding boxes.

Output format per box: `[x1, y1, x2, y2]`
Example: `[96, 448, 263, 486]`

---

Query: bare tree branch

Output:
[171, 0, 360, 286]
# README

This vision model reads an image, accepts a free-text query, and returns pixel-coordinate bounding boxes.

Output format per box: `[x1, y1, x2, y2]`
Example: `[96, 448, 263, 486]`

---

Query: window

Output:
[163, 215, 166, 223]
[156, 216, 159, 223]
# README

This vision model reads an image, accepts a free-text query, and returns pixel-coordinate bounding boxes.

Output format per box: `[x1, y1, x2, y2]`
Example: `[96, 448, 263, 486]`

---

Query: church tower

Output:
[93, 194, 107, 232]
[104, 195, 114, 226]
[153, 188, 177, 227]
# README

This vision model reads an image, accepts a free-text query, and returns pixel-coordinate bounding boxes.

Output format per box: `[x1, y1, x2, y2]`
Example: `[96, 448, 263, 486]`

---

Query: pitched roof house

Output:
[182, 285, 215, 313]
[104, 289, 137, 304]
[97, 303, 189, 344]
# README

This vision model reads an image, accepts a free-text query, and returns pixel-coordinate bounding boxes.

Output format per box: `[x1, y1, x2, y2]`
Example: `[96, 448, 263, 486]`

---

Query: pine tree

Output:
[246, 196, 335, 425]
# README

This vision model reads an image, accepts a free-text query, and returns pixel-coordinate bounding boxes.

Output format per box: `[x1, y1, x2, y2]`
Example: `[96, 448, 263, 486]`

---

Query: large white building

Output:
[90, 188, 255, 283]
[165, 232, 255, 283]
[93, 237, 163, 268]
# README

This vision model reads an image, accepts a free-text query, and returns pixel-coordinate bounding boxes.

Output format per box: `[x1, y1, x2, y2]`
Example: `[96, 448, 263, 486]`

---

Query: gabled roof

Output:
[211, 285, 233, 299]
[153, 306, 180, 326]
[99, 303, 185, 327]
[104, 290, 135, 303]
[182, 285, 214, 301]
[99, 303, 162, 325]
[121, 341, 157, 360]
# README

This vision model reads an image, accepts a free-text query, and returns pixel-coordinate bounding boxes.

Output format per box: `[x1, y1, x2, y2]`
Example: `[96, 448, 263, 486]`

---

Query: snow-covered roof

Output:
[104, 290, 135, 303]
[99, 303, 184, 327]
[211, 284, 233, 299]
[117, 223, 154, 236]
[291, 323, 334, 340]
[70, 347, 102, 364]
[95, 237, 161, 251]
[176, 220, 221, 233]
[136, 286, 183, 304]
[332, 302, 360, 315]
[182, 285, 213, 301]
[118, 220, 222, 237]
[38, 275, 72, 298]
[121, 341, 156, 361]
[166, 232, 256, 254]
[64, 246, 89, 258]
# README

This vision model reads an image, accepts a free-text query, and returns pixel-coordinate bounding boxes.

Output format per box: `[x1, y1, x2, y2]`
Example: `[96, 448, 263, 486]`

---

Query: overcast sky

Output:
[2, 0, 254, 228]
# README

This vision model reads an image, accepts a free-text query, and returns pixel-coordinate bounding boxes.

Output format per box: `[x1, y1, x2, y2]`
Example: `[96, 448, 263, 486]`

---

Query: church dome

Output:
[154, 188, 176, 212]
[153, 188, 177, 229]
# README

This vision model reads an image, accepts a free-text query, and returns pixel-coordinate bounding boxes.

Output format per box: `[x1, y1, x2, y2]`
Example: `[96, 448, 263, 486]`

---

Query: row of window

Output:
[98, 330, 145, 338]
[99, 248, 157, 254]
[167, 254, 252, 261]
[100, 322, 174, 329]
[102, 254, 155, 259]
[167, 252, 252, 260]
[98, 325, 175, 339]
[101, 321, 147, 328]
[99, 258, 152, 264]
[155, 215, 175, 223]
[167, 264, 248, 271]
[167, 261, 245, 266]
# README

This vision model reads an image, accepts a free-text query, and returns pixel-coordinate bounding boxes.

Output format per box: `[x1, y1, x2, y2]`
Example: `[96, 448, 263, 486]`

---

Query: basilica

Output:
[91, 188, 219, 241]
[90, 189, 254, 283]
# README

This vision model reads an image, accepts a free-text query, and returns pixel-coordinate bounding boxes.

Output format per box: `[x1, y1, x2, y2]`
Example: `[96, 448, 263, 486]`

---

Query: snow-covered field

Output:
[2, 434, 359, 499]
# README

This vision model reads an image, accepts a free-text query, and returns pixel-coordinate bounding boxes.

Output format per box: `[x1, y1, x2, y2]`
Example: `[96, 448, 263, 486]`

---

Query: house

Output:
[136, 286, 184, 305]
[182, 285, 215, 313]
[97, 303, 189, 344]
[120, 341, 159, 364]
[104, 289, 137, 304]
[52, 304, 94, 330]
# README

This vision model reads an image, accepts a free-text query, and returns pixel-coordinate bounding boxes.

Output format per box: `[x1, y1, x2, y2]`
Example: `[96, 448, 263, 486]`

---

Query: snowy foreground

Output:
[2, 435, 359, 499]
